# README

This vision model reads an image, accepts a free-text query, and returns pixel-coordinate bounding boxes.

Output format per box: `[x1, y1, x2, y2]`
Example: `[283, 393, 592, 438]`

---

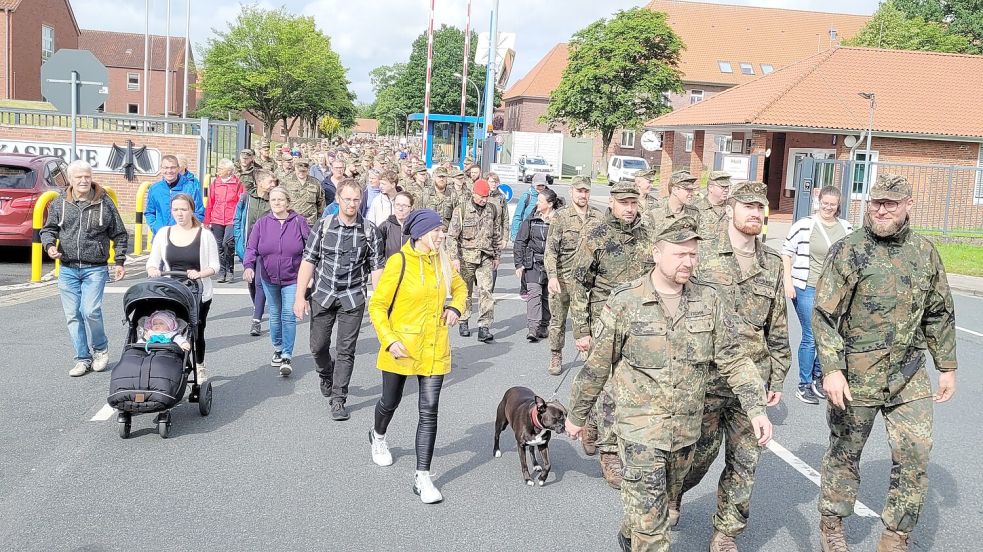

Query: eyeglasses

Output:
[339, 197, 361, 205]
[394, 203, 412, 210]
[870, 200, 901, 213]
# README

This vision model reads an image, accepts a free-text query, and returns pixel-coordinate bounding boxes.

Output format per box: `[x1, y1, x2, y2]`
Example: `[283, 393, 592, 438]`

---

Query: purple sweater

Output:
[243, 211, 311, 285]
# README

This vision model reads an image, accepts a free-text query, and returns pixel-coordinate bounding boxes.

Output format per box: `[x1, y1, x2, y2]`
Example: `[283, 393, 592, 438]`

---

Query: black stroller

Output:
[108, 272, 213, 438]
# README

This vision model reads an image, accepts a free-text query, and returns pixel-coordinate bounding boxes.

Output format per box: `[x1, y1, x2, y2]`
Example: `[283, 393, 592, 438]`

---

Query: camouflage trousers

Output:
[547, 279, 572, 352]
[588, 301, 618, 454]
[676, 393, 760, 536]
[619, 439, 696, 552]
[819, 397, 933, 533]
[459, 257, 495, 328]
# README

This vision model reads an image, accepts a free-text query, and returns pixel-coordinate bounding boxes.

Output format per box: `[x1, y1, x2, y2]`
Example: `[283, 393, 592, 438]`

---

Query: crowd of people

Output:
[38, 136, 959, 552]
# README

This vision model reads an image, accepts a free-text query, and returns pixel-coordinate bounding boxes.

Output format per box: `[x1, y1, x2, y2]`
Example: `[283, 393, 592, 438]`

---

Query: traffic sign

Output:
[41, 49, 109, 114]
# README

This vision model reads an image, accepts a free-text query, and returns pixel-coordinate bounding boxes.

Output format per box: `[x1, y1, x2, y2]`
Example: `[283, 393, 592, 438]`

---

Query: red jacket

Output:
[204, 175, 243, 226]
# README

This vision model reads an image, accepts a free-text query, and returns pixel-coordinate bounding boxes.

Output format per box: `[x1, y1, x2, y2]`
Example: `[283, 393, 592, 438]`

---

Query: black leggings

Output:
[196, 299, 211, 365]
[374, 371, 445, 471]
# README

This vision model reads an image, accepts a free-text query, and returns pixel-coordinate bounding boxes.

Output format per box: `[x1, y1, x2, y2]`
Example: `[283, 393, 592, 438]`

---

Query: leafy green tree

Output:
[844, 1, 972, 53]
[543, 8, 683, 171]
[198, 6, 355, 140]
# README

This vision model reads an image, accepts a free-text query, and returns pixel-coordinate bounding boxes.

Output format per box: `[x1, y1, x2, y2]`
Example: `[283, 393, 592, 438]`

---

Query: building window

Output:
[621, 130, 636, 149]
[974, 144, 983, 205]
[41, 25, 55, 62]
[689, 90, 704, 104]
[714, 135, 733, 153]
[852, 151, 879, 196]
[127, 104, 139, 114]
[718, 61, 733, 73]
[761, 64, 774, 75]
[740, 63, 754, 75]
[684, 133, 694, 153]
[127, 73, 140, 91]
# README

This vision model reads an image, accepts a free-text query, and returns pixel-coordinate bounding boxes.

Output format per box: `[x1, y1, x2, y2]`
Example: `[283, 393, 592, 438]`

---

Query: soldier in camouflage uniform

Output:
[668, 180, 789, 551]
[402, 166, 430, 205]
[274, 152, 295, 182]
[446, 179, 502, 343]
[450, 167, 471, 196]
[814, 174, 958, 552]
[486, 173, 511, 246]
[647, 170, 700, 236]
[235, 148, 260, 194]
[397, 161, 415, 192]
[693, 171, 731, 236]
[419, 166, 459, 230]
[570, 180, 656, 489]
[544, 175, 603, 375]
[634, 168, 661, 215]
[279, 158, 326, 227]
[567, 216, 772, 552]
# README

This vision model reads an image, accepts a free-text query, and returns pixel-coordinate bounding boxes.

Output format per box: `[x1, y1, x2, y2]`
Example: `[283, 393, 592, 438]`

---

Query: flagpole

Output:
[163, 0, 171, 118]
[182, 0, 190, 118]
[422, 0, 435, 165]
[143, 0, 150, 115]
[460, 0, 471, 118]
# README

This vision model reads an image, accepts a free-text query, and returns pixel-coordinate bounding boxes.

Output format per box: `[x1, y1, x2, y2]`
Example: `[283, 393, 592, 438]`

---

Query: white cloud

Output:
[71, 0, 880, 104]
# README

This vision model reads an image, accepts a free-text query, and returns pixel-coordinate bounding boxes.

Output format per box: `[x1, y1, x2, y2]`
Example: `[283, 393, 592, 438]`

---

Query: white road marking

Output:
[767, 440, 880, 518]
[90, 403, 116, 422]
[957, 326, 983, 338]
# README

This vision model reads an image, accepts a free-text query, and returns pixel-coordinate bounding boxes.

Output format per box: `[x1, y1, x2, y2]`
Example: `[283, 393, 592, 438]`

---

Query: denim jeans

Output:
[261, 280, 298, 358]
[791, 285, 822, 386]
[57, 265, 110, 361]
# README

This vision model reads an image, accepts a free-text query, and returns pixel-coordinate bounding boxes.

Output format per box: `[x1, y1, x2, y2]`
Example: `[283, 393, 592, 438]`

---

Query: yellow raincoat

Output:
[368, 241, 468, 376]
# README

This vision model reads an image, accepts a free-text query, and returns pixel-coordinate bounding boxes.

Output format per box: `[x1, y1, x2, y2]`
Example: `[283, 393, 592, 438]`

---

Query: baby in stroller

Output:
[137, 310, 190, 352]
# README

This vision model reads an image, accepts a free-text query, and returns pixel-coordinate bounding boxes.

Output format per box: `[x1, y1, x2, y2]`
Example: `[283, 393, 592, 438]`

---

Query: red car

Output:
[0, 154, 68, 246]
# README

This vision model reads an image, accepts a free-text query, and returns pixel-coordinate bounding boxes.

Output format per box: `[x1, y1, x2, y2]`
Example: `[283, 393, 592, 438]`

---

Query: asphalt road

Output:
[1, 253, 981, 551]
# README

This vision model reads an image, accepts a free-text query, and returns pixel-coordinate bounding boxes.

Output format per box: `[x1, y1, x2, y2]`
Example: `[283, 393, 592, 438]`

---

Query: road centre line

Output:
[767, 440, 880, 518]
[90, 403, 115, 421]
[957, 326, 982, 337]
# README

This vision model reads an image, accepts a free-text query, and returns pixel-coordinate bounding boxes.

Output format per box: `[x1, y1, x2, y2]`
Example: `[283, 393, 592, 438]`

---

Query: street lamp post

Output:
[455, 72, 483, 161]
[389, 114, 399, 138]
[858, 92, 876, 220]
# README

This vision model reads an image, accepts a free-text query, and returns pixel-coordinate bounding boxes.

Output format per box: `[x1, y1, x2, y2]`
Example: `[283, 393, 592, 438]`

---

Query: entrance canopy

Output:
[408, 113, 486, 169]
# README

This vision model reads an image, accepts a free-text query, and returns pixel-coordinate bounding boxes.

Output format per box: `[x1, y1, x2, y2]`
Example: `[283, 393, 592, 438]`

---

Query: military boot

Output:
[819, 515, 850, 552]
[581, 422, 598, 456]
[599, 452, 623, 489]
[477, 327, 494, 342]
[459, 320, 471, 337]
[709, 530, 738, 552]
[668, 495, 681, 528]
[876, 529, 909, 552]
[548, 352, 562, 375]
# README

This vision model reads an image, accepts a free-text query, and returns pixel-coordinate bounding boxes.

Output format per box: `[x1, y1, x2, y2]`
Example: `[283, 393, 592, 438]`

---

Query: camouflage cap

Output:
[239, 148, 255, 156]
[414, 166, 429, 174]
[280, 152, 294, 161]
[433, 166, 448, 178]
[870, 174, 912, 201]
[656, 215, 702, 243]
[669, 170, 698, 189]
[635, 168, 658, 180]
[571, 175, 591, 190]
[294, 158, 310, 168]
[730, 180, 768, 205]
[609, 180, 640, 198]
[450, 168, 466, 178]
[707, 170, 732, 187]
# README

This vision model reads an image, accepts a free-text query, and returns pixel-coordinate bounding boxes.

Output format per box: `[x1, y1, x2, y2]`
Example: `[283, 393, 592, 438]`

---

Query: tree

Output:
[844, 1, 972, 53]
[543, 8, 683, 172]
[197, 6, 356, 140]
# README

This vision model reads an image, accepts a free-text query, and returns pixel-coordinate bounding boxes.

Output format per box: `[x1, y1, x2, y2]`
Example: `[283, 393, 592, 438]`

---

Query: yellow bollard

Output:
[762, 204, 770, 241]
[133, 181, 152, 255]
[102, 186, 120, 265]
[31, 190, 61, 283]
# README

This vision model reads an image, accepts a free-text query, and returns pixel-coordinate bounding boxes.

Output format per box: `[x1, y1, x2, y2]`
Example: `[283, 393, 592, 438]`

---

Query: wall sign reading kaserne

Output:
[0, 139, 162, 174]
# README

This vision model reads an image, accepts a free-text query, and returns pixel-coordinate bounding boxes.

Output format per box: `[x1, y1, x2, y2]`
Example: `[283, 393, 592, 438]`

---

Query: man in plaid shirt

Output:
[295, 179, 385, 420]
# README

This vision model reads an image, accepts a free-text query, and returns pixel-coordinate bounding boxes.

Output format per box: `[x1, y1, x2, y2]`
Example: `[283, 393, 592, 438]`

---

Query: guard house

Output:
[408, 113, 485, 169]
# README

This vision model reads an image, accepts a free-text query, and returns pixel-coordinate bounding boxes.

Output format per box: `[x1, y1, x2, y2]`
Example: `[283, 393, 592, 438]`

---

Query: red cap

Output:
[473, 179, 490, 197]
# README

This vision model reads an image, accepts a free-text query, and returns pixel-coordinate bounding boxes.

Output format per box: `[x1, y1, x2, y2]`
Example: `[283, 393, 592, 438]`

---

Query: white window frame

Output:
[714, 135, 733, 153]
[740, 62, 755, 75]
[851, 150, 880, 199]
[974, 144, 983, 205]
[761, 64, 774, 75]
[689, 89, 704, 105]
[785, 148, 837, 191]
[684, 133, 694, 153]
[41, 25, 55, 62]
[127, 72, 140, 91]
[718, 61, 733, 73]
[620, 130, 636, 149]
[127, 103, 140, 114]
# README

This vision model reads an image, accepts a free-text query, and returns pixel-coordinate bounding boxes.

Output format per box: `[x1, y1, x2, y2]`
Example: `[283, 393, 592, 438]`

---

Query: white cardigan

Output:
[781, 215, 853, 290]
[366, 193, 395, 227]
[146, 226, 221, 301]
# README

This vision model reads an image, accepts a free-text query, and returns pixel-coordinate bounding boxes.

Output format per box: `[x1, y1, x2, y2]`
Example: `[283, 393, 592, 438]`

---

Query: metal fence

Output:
[794, 158, 983, 238]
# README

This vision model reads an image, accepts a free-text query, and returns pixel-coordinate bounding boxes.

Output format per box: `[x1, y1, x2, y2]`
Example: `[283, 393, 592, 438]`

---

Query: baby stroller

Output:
[108, 271, 213, 439]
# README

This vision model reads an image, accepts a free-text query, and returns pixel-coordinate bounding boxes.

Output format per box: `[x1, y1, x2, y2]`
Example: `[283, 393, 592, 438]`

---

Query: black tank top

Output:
[167, 227, 201, 272]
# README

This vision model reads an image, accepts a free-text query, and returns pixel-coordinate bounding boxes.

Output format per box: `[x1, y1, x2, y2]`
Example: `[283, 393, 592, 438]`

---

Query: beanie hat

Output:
[473, 179, 490, 197]
[403, 209, 443, 240]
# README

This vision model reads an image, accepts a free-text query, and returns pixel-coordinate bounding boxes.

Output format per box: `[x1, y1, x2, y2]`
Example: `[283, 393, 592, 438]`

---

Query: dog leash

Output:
[547, 359, 576, 402]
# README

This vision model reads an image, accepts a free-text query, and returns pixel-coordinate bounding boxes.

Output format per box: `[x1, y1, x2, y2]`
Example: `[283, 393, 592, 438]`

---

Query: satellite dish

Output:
[843, 135, 858, 148]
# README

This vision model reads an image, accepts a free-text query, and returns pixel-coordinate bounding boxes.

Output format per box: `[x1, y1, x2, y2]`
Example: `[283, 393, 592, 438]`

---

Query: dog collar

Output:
[530, 405, 543, 431]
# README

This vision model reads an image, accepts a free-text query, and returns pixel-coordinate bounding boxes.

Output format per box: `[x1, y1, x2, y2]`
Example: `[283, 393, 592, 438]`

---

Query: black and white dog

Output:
[493, 386, 568, 486]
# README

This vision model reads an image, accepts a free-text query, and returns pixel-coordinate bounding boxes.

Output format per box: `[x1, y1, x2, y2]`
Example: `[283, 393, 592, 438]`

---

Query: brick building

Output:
[646, 47, 983, 231]
[0, 0, 80, 102]
[78, 30, 196, 116]
[352, 118, 379, 139]
[501, 0, 869, 174]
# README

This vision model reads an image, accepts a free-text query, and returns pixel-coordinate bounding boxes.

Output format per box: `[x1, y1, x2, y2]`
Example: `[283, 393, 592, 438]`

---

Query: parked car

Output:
[0, 154, 68, 247]
[518, 155, 555, 184]
[607, 155, 650, 182]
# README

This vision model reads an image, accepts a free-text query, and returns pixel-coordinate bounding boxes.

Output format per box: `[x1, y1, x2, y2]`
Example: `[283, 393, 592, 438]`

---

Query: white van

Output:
[608, 156, 650, 182]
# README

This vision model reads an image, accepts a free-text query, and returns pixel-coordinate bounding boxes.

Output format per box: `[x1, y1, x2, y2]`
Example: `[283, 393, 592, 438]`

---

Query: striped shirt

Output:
[781, 215, 853, 290]
[303, 214, 385, 310]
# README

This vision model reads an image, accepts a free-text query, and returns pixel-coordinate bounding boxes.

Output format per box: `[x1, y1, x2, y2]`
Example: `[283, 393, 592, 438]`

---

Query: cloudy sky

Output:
[72, 0, 880, 103]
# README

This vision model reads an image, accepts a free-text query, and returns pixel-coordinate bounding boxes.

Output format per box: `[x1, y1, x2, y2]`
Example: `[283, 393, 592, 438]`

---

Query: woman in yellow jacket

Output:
[367, 208, 468, 504]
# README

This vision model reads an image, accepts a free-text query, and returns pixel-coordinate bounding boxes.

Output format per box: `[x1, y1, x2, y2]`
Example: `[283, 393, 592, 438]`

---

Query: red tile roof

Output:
[505, 0, 870, 100]
[78, 30, 191, 72]
[0, 1, 22, 9]
[645, 47, 983, 139]
[354, 118, 379, 135]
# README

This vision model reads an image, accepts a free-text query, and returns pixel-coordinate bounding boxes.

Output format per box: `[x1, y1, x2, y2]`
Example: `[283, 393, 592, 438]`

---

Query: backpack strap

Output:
[387, 251, 406, 317]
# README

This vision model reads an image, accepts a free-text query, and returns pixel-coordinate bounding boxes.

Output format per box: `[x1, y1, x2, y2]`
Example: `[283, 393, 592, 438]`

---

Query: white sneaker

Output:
[370, 430, 393, 467]
[91, 349, 110, 372]
[196, 363, 207, 383]
[414, 471, 443, 504]
[69, 360, 90, 377]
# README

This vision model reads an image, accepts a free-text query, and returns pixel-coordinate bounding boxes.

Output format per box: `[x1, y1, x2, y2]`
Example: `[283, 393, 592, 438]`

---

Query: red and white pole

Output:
[422, 0, 436, 161]
[460, 0, 472, 117]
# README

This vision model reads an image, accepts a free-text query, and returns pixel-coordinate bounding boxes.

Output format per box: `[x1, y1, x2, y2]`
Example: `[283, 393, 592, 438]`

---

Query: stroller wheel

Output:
[155, 411, 171, 439]
[198, 381, 213, 417]
[117, 412, 131, 439]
